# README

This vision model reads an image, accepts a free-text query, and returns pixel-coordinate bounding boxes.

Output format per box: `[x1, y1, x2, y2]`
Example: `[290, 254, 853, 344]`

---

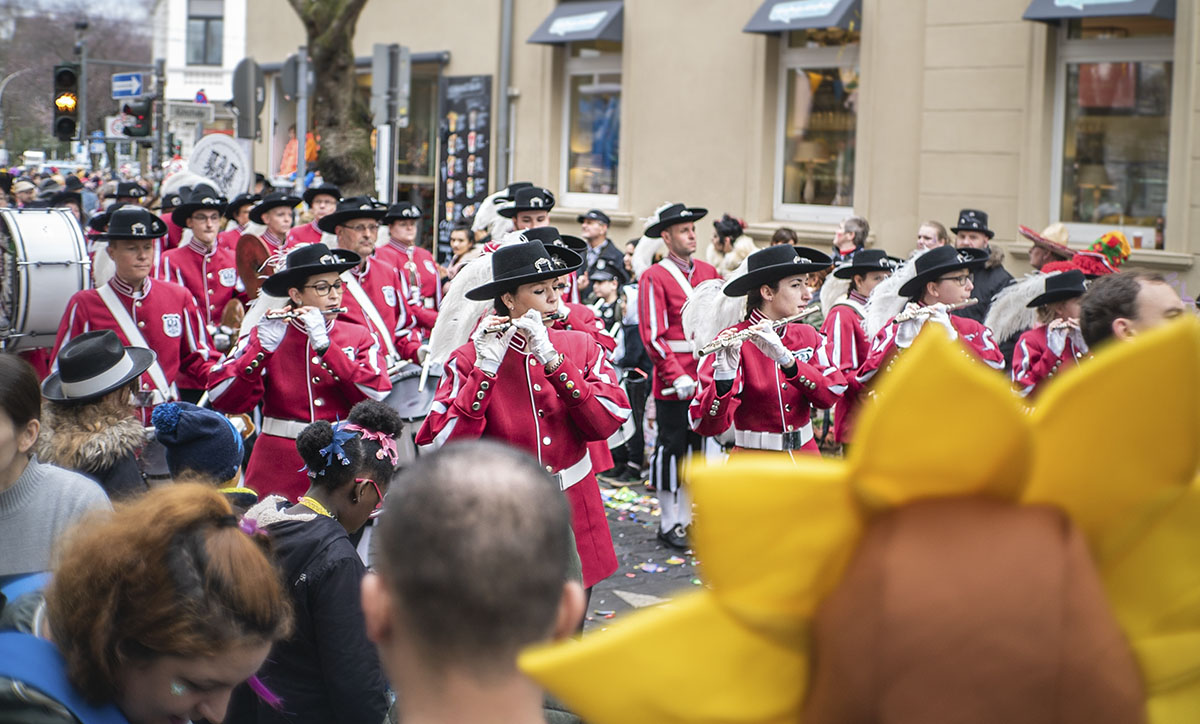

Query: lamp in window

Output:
[1076, 164, 1114, 223]
[793, 139, 829, 205]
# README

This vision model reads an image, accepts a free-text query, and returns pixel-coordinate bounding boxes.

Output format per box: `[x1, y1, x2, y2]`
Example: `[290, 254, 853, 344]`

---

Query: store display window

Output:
[562, 40, 622, 210]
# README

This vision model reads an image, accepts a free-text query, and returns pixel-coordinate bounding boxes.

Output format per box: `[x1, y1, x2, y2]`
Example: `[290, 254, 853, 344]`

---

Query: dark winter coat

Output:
[37, 403, 147, 501]
[954, 245, 1014, 324]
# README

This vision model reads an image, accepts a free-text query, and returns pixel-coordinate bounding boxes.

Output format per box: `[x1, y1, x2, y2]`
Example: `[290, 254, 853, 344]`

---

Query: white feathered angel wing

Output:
[864, 248, 927, 338]
[819, 274, 851, 315]
[683, 259, 750, 353]
[985, 272, 1048, 342]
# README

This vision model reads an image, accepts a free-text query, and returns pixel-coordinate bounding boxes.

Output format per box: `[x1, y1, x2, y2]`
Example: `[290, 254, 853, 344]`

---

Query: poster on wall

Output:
[436, 74, 492, 263]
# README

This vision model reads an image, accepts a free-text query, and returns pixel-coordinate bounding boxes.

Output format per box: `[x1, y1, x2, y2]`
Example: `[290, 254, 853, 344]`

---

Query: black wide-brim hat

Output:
[645, 203, 708, 238]
[248, 192, 302, 224]
[1027, 269, 1088, 308]
[381, 201, 424, 223]
[42, 330, 155, 403]
[303, 183, 342, 207]
[832, 248, 901, 279]
[950, 208, 994, 240]
[262, 243, 361, 297]
[898, 246, 990, 298]
[97, 206, 169, 241]
[171, 187, 228, 227]
[497, 181, 533, 202]
[466, 237, 583, 301]
[317, 196, 388, 234]
[497, 187, 556, 218]
[114, 181, 146, 199]
[157, 192, 184, 211]
[724, 245, 832, 297]
[224, 192, 260, 219]
[87, 203, 127, 232]
[49, 190, 82, 209]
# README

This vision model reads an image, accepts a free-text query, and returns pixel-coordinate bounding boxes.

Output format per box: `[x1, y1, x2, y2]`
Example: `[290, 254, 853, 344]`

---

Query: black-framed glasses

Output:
[305, 280, 345, 296]
[938, 273, 973, 286]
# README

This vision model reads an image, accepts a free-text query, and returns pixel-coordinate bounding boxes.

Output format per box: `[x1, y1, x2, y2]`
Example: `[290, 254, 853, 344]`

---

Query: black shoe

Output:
[657, 524, 690, 551]
[615, 467, 643, 483]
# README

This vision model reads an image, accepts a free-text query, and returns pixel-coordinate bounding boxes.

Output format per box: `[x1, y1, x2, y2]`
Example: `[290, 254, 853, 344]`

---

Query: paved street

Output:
[585, 479, 700, 632]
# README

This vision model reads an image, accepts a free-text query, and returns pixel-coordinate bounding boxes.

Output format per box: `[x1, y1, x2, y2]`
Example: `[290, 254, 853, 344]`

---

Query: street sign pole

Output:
[77, 43, 87, 144]
[295, 48, 308, 195]
[153, 59, 165, 173]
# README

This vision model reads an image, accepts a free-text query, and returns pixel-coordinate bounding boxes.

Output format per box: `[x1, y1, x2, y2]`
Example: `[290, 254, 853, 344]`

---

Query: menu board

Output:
[436, 75, 492, 263]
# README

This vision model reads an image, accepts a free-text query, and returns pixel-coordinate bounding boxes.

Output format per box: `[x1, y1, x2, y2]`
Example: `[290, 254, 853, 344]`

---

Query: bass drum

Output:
[0, 208, 90, 352]
[383, 363, 441, 424]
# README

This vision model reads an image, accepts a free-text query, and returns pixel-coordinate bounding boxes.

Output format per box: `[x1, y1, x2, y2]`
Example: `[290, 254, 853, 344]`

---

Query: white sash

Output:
[830, 296, 866, 318]
[341, 271, 400, 362]
[656, 258, 694, 300]
[97, 283, 176, 402]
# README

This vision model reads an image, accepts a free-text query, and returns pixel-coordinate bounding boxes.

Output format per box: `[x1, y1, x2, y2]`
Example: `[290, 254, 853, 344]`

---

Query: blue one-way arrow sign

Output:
[111, 73, 144, 99]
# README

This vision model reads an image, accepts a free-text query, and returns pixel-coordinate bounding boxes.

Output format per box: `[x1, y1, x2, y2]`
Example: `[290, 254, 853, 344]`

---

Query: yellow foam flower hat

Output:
[520, 318, 1200, 724]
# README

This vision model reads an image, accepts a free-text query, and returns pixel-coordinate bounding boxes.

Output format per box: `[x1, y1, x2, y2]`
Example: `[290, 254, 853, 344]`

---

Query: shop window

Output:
[1054, 16, 1174, 249]
[562, 40, 621, 210]
[186, 0, 224, 67]
[776, 27, 859, 223]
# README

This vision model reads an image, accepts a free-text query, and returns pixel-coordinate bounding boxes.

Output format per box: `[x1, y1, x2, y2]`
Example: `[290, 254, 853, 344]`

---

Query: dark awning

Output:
[1023, 0, 1174, 23]
[744, 0, 861, 34]
[527, 1, 623, 45]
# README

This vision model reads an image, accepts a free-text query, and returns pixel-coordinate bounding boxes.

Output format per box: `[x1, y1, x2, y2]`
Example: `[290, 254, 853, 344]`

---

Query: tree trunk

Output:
[286, 0, 374, 195]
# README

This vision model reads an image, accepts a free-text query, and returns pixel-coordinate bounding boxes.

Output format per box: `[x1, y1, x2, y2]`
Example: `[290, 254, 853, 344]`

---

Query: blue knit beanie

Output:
[152, 402, 243, 483]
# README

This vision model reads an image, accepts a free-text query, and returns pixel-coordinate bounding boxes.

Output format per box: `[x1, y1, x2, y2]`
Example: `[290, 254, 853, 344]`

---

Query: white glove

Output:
[301, 308, 330, 351]
[672, 374, 697, 399]
[511, 309, 557, 364]
[257, 316, 287, 353]
[472, 316, 517, 375]
[749, 323, 794, 367]
[926, 306, 958, 340]
[712, 339, 740, 381]
[895, 304, 957, 349]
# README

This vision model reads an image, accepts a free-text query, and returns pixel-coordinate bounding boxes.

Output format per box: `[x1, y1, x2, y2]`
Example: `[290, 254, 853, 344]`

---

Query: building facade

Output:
[241, 0, 1197, 293]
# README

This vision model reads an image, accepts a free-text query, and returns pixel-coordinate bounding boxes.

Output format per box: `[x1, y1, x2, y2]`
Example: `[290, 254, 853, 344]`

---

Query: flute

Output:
[698, 307, 821, 356]
[893, 298, 977, 323]
[483, 309, 566, 334]
[264, 307, 347, 320]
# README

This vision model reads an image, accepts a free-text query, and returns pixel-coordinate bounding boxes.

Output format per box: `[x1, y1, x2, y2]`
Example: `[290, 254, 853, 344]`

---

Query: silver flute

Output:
[892, 298, 977, 323]
[698, 307, 820, 357]
[483, 309, 566, 334]
[264, 307, 347, 320]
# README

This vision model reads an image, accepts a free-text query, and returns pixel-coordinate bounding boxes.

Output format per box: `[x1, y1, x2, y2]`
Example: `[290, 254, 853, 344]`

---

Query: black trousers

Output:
[611, 375, 648, 471]
[650, 397, 702, 493]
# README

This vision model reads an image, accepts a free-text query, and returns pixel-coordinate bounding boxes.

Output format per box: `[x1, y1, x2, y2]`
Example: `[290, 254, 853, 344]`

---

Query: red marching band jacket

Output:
[53, 277, 218, 424]
[377, 240, 441, 327]
[1011, 324, 1087, 398]
[207, 318, 392, 501]
[284, 220, 324, 248]
[690, 310, 846, 453]
[415, 329, 632, 589]
[159, 240, 242, 389]
[820, 296, 871, 444]
[338, 258, 405, 366]
[637, 258, 721, 400]
[857, 309, 1005, 385]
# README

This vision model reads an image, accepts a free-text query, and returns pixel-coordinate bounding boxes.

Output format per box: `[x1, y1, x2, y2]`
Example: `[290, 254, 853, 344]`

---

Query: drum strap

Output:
[341, 272, 400, 362]
[97, 284, 175, 402]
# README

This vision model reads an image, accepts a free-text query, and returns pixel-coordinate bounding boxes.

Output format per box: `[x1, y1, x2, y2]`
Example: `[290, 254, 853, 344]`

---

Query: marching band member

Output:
[286, 183, 341, 247]
[377, 201, 440, 361]
[217, 192, 260, 253]
[500, 186, 581, 301]
[416, 239, 631, 592]
[159, 186, 242, 397]
[156, 191, 185, 251]
[691, 245, 846, 456]
[819, 248, 896, 445]
[52, 206, 217, 433]
[207, 244, 391, 501]
[236, 191, 302, 300]
[1011, 269, 1089, 397]
[858, 245, 1004, 386]
[637, 202, 721, 551]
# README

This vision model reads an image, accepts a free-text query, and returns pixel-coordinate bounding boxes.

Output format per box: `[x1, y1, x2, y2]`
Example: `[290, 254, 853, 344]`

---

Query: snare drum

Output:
[0, 208, 90, 352]
[384, 363, 441, 423]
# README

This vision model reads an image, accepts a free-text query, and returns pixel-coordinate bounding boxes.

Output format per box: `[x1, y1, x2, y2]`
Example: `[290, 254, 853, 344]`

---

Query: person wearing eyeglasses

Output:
[207, 244, 392, 501]
[228, 400, 399, 724]
[858, 245, 1005, 387]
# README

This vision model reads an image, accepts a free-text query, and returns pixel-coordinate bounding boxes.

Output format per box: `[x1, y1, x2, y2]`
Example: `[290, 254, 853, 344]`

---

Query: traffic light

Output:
[53, 63, 80, 141]
[121, 100, 152, 138]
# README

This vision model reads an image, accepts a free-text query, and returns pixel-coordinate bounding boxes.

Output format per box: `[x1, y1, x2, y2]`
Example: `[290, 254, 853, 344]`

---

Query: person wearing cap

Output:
[38, 330, 153, 500]
[377, 201, 441, 360]
[501, 187, 582, 304]
[152, 401, 257, 514]
[236, 190, 302, 299]
[217, 192, 260, 253]
[820, 248, 897, 445]
[1020, 223, 1075, 271]
[577, 208, 625, 302]
[157, 190, 186, 250]
[320, 196, 405, 371]
[691, 245, 846, 460]
[207, 243, 391, 501]
[286, 183, 341, 248]
[858, 245, 1005, 387]
[416, 239, 631, 592]
[1011, 269, 1089, 398]
[160, 186, 243, 377]
[637, 202, 721, 550]
[51, 206, 218, 436]
[12, 179, 36, 207]
[951, 208, 1013, 323]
